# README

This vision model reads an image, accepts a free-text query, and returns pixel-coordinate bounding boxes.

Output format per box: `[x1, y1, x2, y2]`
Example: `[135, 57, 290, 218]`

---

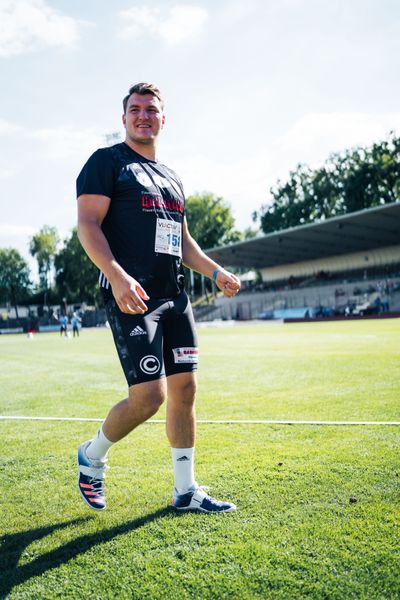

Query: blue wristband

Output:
[212, 268, 222, 282]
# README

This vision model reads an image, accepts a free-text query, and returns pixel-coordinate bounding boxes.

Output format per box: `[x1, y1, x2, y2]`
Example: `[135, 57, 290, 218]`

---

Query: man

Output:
[76, 83, 240, 513]
[71, 313, 81, 337]
[59, 314, 68, 337]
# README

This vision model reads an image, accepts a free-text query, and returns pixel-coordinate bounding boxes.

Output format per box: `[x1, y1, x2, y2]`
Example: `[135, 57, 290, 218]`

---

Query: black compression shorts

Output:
[102, 289, 198, 386]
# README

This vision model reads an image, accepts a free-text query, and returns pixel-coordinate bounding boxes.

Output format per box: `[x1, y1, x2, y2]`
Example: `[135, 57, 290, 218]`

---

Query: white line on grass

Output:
[0, 416, 399, 425]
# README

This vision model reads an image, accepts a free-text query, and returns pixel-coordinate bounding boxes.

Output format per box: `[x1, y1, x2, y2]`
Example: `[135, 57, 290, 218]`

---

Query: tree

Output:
[104, 131, 122, 146]
[184, 192, 242, 297]
[55, 228, 100, 304]
[29, 225, 59, 289]
[255, 132, 400, 233]
[238, 227, 260, 241]
[186, 192, 239, 249]
[0, 248, 31, 318]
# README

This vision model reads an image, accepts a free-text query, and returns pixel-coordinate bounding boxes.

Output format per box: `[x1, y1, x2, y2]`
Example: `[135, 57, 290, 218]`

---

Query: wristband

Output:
[212, 268, 223, 282]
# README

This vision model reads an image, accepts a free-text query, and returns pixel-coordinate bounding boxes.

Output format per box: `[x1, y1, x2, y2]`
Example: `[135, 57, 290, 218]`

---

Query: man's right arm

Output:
[77, 194, 149, 314]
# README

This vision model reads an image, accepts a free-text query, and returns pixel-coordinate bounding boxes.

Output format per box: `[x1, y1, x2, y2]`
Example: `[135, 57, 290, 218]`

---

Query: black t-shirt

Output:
[76, 142, 186, 298]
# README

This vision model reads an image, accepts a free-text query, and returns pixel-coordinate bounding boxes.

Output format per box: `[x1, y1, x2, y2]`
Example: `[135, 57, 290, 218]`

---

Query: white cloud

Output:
[0, 118, 22, 135]
[170, 111, 400, 229]
[0, 118, 103, 159]
[0, 223, 36, 237]
[30, 126, 104, 159]
[0, 0, 80, 57]
[270, 112, 400, 175]
[171, 152, 273, 229]
[118, 4, 208, 44]
[0, 167, 17, 179]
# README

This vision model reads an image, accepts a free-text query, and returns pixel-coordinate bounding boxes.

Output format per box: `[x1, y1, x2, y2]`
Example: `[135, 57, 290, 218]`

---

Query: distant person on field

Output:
[59, 315, 68, 337]
[71, 313, 81, 337]
[76, 83, 240, 513]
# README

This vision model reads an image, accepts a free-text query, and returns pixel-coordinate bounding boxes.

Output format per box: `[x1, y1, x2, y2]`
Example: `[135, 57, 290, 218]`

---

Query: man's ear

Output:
[122, 114, 126, 126]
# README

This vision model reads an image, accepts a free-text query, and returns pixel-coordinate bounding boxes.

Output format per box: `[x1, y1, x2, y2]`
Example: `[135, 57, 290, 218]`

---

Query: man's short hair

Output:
[123, 83, 164, 113]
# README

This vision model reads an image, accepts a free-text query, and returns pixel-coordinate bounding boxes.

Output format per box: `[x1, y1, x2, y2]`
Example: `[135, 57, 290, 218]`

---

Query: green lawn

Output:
[0, 319, 399, 599]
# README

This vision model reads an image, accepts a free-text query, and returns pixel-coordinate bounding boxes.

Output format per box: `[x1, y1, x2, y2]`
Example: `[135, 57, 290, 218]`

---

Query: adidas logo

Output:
[130, 326, 147, 336]
[177, 455, 190, 461]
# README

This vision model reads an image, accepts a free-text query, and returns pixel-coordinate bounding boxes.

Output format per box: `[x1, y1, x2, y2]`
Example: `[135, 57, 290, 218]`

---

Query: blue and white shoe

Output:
[77, 440, 108, 511]
[172, 486, 236, 513]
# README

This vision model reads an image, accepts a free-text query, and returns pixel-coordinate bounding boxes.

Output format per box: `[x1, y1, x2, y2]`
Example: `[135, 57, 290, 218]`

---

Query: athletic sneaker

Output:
[172, 486, 236, 513]
[77, 440, 108, 511]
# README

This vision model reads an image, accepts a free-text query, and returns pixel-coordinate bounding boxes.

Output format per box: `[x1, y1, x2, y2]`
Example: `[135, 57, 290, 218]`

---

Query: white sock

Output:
[171, 447, 196, 494]
[86, 426, 114, 462]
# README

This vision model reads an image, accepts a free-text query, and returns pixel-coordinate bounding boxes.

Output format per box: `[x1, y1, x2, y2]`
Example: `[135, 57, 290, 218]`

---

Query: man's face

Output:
[123, 93, 165, 146]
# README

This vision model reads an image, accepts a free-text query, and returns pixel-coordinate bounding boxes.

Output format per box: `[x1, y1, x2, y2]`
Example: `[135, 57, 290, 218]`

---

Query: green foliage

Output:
[238, 226, 260, 241]
[0, 320, 399, 598]
[256, 132, 400, 233]
[0, 248, 31, 312]
[104, 131, 122, 146]
[54, 228, 100, 304]
[186, 192, 238, 249]
[185, 192, 242, 295]
[29, 225, 59, 289]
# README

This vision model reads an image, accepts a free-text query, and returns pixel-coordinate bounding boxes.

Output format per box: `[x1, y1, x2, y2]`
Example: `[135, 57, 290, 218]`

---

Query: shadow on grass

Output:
[0, 507, 172, 597]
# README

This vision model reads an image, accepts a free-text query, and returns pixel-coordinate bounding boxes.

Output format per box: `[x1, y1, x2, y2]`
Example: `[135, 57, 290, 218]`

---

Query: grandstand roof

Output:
[206, 202, 400, 269]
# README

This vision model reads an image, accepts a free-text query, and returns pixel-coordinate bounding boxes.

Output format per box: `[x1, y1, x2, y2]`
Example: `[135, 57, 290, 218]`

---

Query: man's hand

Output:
[110, 272, 150, 314]
[215, 270, 241, 298]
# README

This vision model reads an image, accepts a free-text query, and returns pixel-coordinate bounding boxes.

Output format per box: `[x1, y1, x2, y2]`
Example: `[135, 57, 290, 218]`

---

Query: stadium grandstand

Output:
[201, 202, 400, 322]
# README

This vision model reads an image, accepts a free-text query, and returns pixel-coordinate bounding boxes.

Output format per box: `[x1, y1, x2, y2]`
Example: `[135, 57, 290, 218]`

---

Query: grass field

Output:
[0, 319, 399, 599]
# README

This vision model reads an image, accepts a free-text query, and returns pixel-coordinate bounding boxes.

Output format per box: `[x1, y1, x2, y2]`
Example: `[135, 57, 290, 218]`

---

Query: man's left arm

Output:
[182, 218, 241, 298]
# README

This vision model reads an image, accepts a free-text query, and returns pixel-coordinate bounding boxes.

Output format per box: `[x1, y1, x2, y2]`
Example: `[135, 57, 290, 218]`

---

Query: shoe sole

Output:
[173, 505, 236, 513]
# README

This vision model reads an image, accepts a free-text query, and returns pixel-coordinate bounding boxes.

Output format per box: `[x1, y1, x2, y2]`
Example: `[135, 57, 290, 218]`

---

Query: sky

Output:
[1, 0, 400, 278]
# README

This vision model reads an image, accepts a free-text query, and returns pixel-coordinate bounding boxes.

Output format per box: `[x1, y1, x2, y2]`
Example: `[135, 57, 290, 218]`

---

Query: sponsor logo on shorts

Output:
[139, 355, 160, 375]
[172, 347, 199, 364]
[130, 326, 146, 336]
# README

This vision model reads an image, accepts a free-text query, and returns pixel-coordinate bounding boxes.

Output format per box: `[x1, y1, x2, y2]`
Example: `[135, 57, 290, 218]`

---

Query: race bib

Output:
[155, 218, 182, 257]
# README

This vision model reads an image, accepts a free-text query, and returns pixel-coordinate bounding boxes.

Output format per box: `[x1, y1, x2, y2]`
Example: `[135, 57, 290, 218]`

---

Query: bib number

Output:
[155, 218, 182, 257]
